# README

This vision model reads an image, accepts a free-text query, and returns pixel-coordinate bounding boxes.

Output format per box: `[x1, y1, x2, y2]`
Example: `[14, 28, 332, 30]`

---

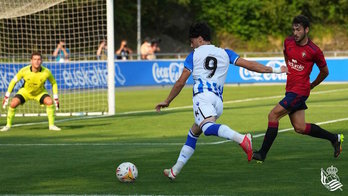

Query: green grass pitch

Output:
[0, 83, 347, 195]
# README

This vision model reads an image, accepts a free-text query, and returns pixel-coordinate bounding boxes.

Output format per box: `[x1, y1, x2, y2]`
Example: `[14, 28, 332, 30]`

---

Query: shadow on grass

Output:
[59, 122, 112, 130]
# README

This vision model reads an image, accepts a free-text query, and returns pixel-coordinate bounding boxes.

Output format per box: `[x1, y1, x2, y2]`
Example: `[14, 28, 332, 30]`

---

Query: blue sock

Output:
[202, 122, 221, 136]
[201, 122, 243, 143]
[184, 129, 199, 149]
[176, 129, 200, 168]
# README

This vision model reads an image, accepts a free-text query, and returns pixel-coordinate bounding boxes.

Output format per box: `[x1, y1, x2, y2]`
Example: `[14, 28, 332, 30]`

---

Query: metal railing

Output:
[2, 51, 348, 62]
[153, 51, 348, 59]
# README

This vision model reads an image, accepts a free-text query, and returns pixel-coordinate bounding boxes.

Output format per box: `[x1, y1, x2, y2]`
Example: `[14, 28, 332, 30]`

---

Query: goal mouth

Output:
[0, 0, 110, 117]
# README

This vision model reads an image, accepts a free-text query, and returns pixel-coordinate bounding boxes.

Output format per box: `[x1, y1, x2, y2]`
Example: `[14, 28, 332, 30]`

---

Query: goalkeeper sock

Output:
[306, 123, 336, 143]
[174, 129, 199, 175]
[46, 104, 55, 126]
[259, 121, 279, 157]
[6, 107, 16, 127]
[202, 122, 244, 143]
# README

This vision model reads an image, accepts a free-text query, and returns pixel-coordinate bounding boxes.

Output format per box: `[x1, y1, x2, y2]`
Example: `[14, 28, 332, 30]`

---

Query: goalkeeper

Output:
[1, 52, 61, 131]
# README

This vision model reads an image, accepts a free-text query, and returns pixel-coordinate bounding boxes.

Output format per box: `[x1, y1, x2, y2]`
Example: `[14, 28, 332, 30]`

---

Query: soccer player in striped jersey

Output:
[1, 52, 61, 132]
[155, 22, 287, 180]
[252, 15, 344, 163]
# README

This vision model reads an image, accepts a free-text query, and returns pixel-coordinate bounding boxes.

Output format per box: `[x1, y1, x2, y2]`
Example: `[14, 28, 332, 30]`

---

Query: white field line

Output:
[1, 117, 347, 147]
[310, 105, 348, 107]
[3, 88, 348, 125]
[114, 87, 348, 115]
[0, 88, 347, 146]
[252, 117, 348, 138]
[206, 117, 348, 145]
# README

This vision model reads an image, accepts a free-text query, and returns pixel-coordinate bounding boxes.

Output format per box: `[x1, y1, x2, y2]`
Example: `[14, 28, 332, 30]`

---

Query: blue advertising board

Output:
[0, 58, 347, 92]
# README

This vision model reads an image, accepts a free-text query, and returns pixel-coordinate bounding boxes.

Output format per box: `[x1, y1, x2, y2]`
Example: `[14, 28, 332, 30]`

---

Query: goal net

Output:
[0, 0, 110, 117]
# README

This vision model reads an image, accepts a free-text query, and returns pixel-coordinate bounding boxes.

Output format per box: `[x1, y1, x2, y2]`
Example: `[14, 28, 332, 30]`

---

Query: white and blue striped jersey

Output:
[184, 45, 239, 101]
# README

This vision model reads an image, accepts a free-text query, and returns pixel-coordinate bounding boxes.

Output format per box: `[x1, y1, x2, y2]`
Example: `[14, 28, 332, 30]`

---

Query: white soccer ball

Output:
[116, 162, 138, 182]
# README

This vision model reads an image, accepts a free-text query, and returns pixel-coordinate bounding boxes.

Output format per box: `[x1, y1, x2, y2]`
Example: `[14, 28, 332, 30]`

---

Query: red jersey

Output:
[283, 36, 327, 96]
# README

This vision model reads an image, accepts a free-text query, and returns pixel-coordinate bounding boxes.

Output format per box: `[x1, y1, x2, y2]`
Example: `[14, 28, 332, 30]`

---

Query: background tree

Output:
[115, 0, 348, 53]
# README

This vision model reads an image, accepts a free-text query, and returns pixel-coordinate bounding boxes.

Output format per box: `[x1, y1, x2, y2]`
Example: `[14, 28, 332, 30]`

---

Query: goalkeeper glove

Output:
[2, 92, 10, 109]
[53, 94, 59, 110]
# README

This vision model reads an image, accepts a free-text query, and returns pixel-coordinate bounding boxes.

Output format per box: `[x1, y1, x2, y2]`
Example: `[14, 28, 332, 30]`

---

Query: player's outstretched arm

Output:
[235, 57, 288, 74]
[155, 68, 191, 112]
[2, 73, 22, 109]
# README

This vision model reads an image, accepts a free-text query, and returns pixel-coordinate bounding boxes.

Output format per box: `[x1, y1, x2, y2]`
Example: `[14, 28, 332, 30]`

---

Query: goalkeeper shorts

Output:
[15, 88, 50, 105]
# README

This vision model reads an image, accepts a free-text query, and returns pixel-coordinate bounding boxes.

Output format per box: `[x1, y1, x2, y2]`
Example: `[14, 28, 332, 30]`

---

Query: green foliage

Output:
[194, 0, 348, 41]
[141, 0, 194, 42]
[114, 0, 137, 41]
[199, 0, 268, 40]
[116, 0, 348, 51]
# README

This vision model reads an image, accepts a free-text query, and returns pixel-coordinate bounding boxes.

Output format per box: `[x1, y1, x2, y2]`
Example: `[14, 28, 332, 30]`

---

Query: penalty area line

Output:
[2, 87, 346, 129]
[254, 116, 348, 138]
[212, 117, 348, 146]
[1, 117, 347, 147]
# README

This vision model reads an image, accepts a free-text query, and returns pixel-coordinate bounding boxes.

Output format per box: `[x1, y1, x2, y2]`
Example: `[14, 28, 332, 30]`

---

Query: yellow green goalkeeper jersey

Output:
[7, 65, 58, 95]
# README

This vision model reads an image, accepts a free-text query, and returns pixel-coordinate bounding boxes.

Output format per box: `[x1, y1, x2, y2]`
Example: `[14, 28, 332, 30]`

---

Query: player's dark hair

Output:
[189, 22, 211, 41]
[31, 52, 42, 59]
[292, 15, 310, 29]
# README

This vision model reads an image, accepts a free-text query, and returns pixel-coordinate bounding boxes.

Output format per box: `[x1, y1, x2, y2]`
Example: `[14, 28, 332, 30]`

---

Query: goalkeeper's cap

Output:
[189, 22, 211, 41]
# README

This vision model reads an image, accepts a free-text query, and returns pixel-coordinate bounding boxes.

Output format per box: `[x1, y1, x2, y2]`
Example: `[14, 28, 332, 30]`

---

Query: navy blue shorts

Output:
[279, 92, 308, 114]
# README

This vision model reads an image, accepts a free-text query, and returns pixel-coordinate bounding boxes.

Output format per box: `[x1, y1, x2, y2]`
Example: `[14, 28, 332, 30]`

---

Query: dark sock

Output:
[307, 123, 337, 143]
[259, 122, 279, 157]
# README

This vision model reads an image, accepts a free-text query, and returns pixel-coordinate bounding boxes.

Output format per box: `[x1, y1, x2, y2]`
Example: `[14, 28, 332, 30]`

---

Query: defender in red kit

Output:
[253, 15, 344, 162]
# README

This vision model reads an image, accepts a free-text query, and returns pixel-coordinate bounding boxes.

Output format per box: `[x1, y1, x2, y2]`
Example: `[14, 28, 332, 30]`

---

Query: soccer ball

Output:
[116, 162, 138, 182]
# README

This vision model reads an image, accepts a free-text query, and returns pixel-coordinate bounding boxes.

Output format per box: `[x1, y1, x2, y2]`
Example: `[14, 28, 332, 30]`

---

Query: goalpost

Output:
[0, 0, 115, 117]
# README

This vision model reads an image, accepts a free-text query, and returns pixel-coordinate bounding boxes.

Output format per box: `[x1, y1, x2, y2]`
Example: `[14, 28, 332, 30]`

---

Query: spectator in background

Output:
[147, 38, 161, 60]
[53, 40, 69, 62]
[116, 40, 133, 60]
[97, 39, 108, 60]
[140, 37, 151, 60]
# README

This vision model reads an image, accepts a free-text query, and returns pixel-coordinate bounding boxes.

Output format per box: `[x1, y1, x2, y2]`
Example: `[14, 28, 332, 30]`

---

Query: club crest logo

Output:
[321, 165, 343, 191]
[302, 51, 306, 58]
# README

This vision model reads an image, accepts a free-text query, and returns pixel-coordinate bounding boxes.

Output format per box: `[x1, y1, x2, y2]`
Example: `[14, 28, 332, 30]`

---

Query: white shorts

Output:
[192, 91, 223, 126]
